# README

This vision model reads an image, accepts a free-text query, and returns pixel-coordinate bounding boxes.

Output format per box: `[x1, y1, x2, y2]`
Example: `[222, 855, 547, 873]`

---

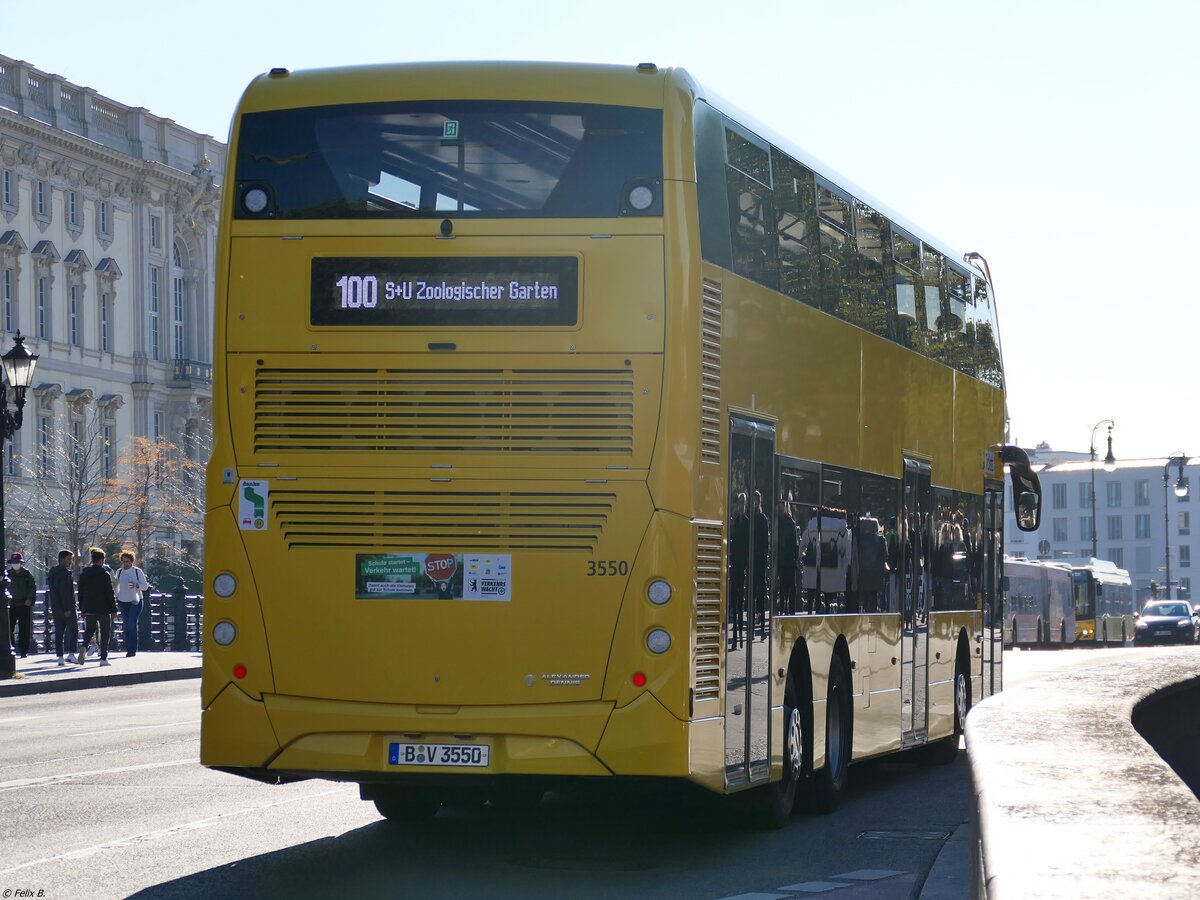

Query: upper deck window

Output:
[235, 100, 663, 220]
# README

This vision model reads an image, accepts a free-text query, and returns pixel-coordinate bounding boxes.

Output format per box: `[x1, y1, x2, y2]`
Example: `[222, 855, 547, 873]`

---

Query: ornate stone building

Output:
[0, 52, 224, 569]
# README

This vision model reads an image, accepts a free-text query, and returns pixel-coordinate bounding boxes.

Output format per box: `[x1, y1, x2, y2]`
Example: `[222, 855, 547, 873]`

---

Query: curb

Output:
[919, 822, 969, 900]
[0, 666, 201, 697]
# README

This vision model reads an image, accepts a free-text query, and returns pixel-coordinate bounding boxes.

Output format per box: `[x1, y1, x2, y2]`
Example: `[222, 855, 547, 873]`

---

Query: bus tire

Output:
[1037, 619, 1044, 646]
[373, 788, 440, 824]
[808, 654, 850, 813]
[755, 672, 801, 828]
[926, 652, 970, 765]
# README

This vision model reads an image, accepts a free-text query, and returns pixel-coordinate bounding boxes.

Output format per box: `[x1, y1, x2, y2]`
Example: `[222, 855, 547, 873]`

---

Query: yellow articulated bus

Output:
[200, 61, 1042, 826]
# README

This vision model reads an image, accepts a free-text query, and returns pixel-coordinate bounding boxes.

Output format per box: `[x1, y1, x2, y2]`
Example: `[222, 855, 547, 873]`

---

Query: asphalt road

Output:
[0, 675, 985, 899]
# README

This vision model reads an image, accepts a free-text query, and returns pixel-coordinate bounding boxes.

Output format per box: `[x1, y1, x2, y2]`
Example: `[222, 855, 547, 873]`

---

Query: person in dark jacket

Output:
[47, 549, 78, 666]
[7, 552, 38, 657]
[77, 546, 116, 666]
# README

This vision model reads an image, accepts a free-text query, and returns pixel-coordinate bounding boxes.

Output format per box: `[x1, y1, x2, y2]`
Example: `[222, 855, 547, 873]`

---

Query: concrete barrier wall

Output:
[966, 648, 1200, 899]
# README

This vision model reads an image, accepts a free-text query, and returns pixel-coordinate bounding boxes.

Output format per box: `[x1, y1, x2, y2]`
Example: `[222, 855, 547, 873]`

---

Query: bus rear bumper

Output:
[261, 692, 617, 778]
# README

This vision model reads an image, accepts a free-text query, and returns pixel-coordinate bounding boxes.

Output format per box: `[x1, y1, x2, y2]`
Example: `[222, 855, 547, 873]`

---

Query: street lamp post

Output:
[1089, 420, 1116, 558]
[0, 332, 39, 679]
[1163, 452, 1189, 601]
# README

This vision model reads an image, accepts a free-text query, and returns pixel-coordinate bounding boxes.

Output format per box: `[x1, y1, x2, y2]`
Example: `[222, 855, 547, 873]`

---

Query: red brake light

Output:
[233, 664, 248, 679]
[632, 672, 647, 687]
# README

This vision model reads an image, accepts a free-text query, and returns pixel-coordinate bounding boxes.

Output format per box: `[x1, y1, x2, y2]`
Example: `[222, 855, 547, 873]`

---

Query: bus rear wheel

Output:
[806, 654, 850, 813]
[926, 656, 970, 765]
[373, 788, 440, 824]
[754, 672, 801, 828]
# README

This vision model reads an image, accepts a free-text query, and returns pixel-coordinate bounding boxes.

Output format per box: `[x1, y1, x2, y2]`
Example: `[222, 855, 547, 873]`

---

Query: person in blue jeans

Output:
[114, 550, 150, 657]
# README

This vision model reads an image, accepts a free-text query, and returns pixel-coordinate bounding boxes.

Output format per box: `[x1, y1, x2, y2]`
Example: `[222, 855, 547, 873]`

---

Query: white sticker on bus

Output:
[238, 480, 268, 531]
[463, 554, 512, 601]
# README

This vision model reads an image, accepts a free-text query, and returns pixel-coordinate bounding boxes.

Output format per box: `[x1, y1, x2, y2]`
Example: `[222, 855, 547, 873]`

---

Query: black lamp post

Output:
[1163, 452, 1189, 601]
[0, 332, 39, 679]
[1089, 420, 1116, 558]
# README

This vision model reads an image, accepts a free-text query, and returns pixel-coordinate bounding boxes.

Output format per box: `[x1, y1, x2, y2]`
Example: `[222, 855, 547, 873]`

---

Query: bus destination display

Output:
[311, 256, 578, 326]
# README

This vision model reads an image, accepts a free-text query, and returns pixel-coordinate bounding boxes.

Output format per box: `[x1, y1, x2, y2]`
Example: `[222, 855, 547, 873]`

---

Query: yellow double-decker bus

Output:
[200, 61, 1042, 826]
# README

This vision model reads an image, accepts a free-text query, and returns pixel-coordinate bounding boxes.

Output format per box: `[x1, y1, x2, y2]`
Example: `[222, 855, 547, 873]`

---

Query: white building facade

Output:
[1005, 447, 1198, 602]
[0, 53, 223, 568]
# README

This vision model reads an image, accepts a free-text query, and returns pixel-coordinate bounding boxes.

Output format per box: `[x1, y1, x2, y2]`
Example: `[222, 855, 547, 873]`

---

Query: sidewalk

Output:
[0, 650, 202, 696]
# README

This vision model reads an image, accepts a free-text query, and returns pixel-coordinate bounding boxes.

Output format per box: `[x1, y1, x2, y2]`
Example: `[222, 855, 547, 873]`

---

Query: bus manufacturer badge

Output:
[238, 480, 268, 531]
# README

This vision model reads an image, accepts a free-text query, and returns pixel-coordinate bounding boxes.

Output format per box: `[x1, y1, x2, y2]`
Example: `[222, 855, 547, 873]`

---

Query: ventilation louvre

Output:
[271, 488, 616, 551]
[693, 519, 724, 702]
[253, 367, 635, 456]
[700, 280, 722, 465]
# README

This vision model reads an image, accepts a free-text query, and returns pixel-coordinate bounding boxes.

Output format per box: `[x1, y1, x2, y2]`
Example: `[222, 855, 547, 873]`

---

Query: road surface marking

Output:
[69, 718, 199, 737]
[0, 786, 353, 875]
[0, 757, 196, 791]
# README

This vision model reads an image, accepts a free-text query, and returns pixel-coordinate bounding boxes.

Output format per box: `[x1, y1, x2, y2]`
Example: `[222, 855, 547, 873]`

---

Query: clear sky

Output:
[6, 0, 1197, 461]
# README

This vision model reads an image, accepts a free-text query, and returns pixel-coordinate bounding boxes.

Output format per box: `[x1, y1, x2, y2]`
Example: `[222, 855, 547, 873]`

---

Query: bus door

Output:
[901, 458, 931, 746]
[724, 416, 776, 788]
[981, 486, 1004, 698]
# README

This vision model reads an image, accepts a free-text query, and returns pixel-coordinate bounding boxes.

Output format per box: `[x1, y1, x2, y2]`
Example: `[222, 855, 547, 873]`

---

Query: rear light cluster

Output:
[632, 578, 674, 686]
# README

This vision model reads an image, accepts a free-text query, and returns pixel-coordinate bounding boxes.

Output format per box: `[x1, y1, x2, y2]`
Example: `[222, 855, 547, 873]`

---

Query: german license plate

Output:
[389, 742, 489, 767]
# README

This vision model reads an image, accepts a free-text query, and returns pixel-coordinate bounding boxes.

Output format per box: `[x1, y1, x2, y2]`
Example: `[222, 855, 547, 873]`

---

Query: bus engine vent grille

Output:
[693, 519, 724, 702]
[700, 280, 722, 466]
[253, 367, 635, 456]
[271, 489, 616, 551]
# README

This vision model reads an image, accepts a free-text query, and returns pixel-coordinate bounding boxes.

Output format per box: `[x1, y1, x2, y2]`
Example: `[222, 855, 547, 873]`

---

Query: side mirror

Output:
[998, 445, 1043, 533]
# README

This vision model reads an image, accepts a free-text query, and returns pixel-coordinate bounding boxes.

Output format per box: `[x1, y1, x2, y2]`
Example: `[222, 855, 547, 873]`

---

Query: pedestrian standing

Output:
[77, 547, 116, 667]
[47, 549, 78, 666]
[114, 551, 149, 657]
[6, 552, 37, 658]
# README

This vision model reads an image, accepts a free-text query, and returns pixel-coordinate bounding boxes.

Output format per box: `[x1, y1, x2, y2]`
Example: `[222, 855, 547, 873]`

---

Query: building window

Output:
[69, 285, 81, 347]
[1180, 511, 1191, 536]
[1108, 548, 1123, 568]
[1181, 546, 1191, 569]
[68, 418, 83, 480]
[67, 191, 81, 228]
[1106, 481, 1121, 507]
[1080, 515, 1093, 543]
[1135, 514, 1151, 540]
[1, 169, 14, 211]
[1079, 482, 1093, 506]
[38, 415, 53, 478]
[99, 293, 111, 353]
[36, 277, 48, 340]
[1052, 483, 1067, 509]
[148, 266, 161, 361]
[1053, 518, 1068, 542]
[1107, 516, 1122, 540]
[149, 214, 162, 251]
[35, 181, 49, 219]
[1135, 479, 1150, 506]
[5, 434, 16, 477]
[172, 274, 185, 360]
[2, 267, 14, 333]
[102, 424, 115, 478]
[97, 200, 111, 239]
[153, 410, 164, 441]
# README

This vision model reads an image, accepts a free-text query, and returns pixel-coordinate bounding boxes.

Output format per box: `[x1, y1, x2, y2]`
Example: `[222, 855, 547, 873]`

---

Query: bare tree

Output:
[112, 434, 204, 565]
[8, 407, 125, 565]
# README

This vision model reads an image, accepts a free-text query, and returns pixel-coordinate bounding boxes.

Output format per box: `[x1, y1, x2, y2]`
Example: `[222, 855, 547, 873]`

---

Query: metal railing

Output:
[19, 587, 204, 654]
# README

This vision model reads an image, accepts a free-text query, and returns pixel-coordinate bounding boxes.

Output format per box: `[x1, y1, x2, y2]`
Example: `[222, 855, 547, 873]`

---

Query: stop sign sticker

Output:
[425, 553, 457, 581]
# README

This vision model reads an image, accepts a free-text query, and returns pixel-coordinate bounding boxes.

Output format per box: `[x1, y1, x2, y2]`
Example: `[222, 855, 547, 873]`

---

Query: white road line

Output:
[0, 786, 354, 876]
[69, 719, 199, 737]
[0, 757, 196, 791]
[0, 715, 44, 723]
